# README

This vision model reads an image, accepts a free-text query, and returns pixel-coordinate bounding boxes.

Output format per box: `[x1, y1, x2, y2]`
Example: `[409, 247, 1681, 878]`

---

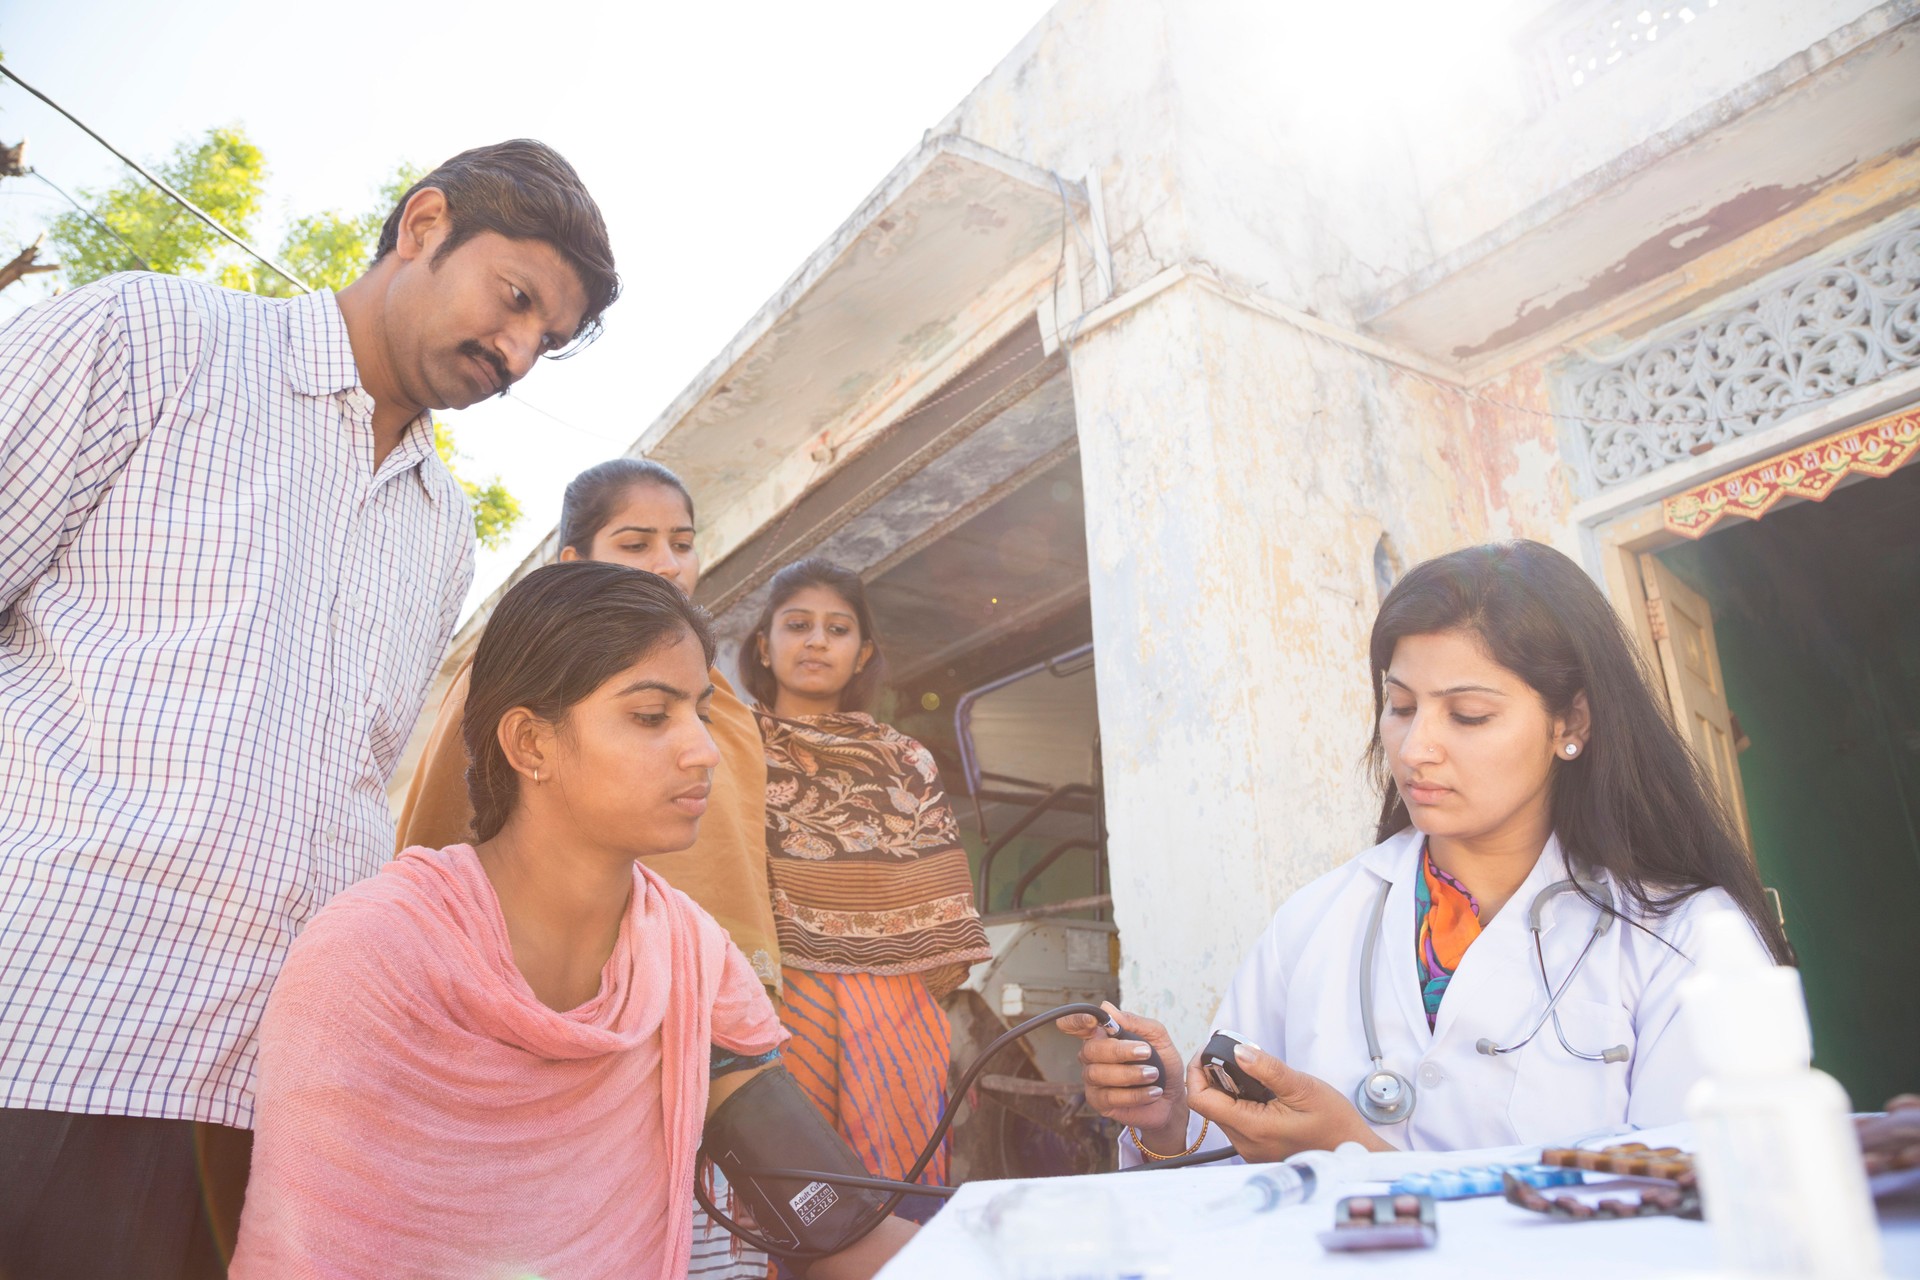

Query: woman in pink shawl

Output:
[233, 563, 914, 1279]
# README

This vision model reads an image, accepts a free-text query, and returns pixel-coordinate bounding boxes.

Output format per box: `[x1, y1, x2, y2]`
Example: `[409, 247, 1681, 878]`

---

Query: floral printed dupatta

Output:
[757, 711, 990, 993]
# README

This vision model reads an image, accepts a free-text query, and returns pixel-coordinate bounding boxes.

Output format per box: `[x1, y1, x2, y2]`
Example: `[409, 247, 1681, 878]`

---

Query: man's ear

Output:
[392, 187, 451, 264]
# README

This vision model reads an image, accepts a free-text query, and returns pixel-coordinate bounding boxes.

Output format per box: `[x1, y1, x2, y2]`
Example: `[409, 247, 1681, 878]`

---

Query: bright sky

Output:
[0, 0, 1053, 611]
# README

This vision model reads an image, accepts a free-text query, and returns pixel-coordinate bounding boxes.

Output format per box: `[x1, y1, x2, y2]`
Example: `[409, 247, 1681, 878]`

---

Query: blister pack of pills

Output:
[1389, 1163, 1584, 1200]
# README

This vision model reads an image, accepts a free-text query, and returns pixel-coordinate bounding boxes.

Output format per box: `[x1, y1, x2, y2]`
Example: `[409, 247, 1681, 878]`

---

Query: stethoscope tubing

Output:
[1358, 877, 1394, 1069]
[1480, 923, 1609, 1058]
[1358, 865, 1627, 1121]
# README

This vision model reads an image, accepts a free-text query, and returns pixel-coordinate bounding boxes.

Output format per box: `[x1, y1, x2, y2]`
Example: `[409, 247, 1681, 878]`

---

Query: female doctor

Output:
[1064, 540, 1793, 1162]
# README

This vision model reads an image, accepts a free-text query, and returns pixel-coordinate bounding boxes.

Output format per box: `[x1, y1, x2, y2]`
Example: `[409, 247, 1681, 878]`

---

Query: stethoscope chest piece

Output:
[1355, 1065, 1416, 1125]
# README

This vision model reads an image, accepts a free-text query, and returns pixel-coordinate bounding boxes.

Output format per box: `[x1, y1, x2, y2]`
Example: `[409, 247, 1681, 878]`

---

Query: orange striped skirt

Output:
[778, 967, 951, 1206]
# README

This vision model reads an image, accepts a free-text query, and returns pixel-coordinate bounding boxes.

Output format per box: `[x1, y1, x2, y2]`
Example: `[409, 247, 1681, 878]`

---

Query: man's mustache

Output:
[458, 341, 513, 396]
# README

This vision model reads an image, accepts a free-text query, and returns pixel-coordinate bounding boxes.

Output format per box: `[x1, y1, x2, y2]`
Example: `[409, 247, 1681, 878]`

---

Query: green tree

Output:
[434, 421, 522, 551]
[46, 136, 518, 550]
[47, 127, 266, 285]
[251, 164, 422, 296]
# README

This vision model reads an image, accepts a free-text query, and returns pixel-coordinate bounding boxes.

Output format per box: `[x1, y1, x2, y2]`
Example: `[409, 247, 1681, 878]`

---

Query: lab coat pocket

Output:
[1506, 998, 1635, 1143]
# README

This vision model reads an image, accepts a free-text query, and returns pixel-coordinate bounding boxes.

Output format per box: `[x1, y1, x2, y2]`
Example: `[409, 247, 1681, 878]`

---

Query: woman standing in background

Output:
[744, 558, 992, 1217]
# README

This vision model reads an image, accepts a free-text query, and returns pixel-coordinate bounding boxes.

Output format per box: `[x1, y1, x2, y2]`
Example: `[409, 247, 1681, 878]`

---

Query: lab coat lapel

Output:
[1432, 834, 1573, 1049]
[1355, 830, 1431, 1052]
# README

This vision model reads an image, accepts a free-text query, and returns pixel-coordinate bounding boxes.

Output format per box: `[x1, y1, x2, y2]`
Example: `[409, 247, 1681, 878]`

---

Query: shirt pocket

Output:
[1505, 997, 1636, 1143]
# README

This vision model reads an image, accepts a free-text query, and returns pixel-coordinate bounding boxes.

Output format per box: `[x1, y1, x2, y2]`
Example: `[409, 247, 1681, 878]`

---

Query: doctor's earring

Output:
[1564, 743, 1580, 757]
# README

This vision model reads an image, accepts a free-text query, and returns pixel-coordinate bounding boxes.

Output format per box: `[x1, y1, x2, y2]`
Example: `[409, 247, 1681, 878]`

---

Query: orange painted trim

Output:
[1663, 406, 1920, 539]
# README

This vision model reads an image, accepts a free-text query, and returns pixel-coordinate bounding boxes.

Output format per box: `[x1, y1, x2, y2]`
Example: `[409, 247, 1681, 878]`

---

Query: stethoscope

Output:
[1352, 870, 1632, 1126]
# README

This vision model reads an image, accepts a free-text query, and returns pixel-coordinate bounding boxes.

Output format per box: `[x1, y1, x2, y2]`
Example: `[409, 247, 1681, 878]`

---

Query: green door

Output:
[1656, 462, 1920, 1109]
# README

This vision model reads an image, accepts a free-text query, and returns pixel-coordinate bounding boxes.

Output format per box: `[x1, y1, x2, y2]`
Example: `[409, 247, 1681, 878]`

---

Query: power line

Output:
[0, 62, 309, 292]
[29, 169, 151, 272]
[502, 393, 628, 444]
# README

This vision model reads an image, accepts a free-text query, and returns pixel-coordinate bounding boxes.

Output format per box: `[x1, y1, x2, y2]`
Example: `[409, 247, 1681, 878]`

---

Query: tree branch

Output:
[0, 235, 59, 292]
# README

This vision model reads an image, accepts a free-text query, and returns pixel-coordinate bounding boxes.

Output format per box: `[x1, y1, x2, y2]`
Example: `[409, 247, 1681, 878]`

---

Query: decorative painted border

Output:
[1662, 405, 1920, 538]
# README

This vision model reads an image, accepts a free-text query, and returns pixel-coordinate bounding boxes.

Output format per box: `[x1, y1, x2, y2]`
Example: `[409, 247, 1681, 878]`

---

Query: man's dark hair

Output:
[463, 562, 716, 842]
[375, 139, 620, 351]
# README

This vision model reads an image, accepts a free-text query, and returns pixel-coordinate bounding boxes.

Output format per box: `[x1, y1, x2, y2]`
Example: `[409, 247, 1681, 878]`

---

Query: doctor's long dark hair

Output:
[1364, 540, 1792, 964]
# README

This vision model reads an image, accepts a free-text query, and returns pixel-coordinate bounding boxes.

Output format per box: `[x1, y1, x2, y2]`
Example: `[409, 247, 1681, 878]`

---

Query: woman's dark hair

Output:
[1365, 540, 1792, 963]
[739, 558, 887, 713]
[559, 458, 695, 557]
[375, 139, 620, 349]
[464, 561, 716, 842]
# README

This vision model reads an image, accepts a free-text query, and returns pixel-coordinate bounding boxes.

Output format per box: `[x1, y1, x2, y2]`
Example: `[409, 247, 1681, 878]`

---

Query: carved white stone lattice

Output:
[1532, 0, 1721, 100]
[1559, 211, 1920, 490]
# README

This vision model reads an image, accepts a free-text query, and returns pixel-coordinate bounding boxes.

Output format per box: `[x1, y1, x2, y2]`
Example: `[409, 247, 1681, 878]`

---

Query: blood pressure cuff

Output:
[701, 1063, 891, 1256]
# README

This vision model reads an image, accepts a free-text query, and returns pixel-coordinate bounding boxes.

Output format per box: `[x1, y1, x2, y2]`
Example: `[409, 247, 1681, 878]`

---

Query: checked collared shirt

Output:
[0, 274, 473, 1127]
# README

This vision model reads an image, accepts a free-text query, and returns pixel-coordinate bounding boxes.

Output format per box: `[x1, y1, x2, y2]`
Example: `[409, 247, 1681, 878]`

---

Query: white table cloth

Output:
[878, 1158, 1920, 1278]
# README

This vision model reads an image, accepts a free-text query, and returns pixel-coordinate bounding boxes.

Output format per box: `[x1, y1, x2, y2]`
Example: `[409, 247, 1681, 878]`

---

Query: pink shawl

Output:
[232, 844, 784, 1279]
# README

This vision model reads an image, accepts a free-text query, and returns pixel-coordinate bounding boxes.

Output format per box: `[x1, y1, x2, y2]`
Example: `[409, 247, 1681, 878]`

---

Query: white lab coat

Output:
[1122, 828, 1780, 1163]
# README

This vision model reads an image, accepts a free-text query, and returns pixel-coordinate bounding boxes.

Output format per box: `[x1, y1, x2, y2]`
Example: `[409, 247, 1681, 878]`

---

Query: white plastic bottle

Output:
[1681, 912, 1883, 1278]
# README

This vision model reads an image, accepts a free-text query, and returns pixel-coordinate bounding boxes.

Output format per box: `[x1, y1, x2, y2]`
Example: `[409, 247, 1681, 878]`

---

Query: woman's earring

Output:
[1564, 743, 1579, 758]
[533, 768, 543, 783]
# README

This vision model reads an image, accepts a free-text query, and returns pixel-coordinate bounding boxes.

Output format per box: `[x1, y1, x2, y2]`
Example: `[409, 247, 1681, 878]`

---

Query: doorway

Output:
[1653, 461, 1920, 1108]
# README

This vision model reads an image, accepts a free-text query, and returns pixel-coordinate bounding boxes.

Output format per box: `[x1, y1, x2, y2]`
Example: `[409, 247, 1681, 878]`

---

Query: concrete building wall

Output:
[1064, 275, 1571, 1047]
[1405, 0, 1891, 258]
[915, 0, 1918, 1046]
[929, 0, 1593, 1045]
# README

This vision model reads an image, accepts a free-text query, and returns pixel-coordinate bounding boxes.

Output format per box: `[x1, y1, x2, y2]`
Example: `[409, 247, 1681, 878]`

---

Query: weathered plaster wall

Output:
[935, 0, 1185, 300]
[948, 0, 1910, 359]
[1405, 0, 1891, 259]
[1065, 277, 1573, 1048]
[928, 0, 1597, 1041]
[943, 0, 1441, 327]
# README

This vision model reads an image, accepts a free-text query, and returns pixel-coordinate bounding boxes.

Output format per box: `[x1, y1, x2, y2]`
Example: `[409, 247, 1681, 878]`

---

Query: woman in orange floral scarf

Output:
[742, 559, 991, 1220]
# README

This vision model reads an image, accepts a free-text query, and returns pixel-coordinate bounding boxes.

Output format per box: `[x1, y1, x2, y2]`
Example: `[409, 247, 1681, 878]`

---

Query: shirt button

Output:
[1418, 1062, 1446, 1087]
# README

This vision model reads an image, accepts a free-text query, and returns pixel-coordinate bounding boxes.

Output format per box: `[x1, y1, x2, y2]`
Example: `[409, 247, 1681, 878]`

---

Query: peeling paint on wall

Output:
[1453, 178, 1836, 359]
[1063, 277, 1589, 1050]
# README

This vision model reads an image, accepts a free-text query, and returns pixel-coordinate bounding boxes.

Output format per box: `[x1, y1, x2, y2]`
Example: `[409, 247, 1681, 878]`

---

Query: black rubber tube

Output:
[698, 1001, 1170, 1259]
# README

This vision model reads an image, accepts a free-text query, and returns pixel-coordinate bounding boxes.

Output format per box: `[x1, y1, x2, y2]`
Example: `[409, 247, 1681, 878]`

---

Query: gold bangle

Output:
[1128, 1117, 1211, 1161]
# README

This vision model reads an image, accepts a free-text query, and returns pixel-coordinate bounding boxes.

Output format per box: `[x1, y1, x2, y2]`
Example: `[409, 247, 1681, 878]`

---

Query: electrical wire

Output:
[28, 169, 151, 271]
[694, 1001, 1236, 1260]
[498, 392, 628, 445]
[0, 62, 309, 291]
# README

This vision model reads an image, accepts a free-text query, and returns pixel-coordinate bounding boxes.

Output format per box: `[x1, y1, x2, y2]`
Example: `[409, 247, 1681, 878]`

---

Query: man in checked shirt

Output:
[0, 139, 618, 1279]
